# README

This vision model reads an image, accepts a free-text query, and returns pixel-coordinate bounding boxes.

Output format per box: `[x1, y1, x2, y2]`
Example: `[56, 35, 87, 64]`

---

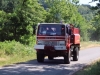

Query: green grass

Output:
[80, 41, 100, 50]
[0, 41, 100, 67]
[74, 60, 100, 75]
[0, 40, 36, 66]
[0, 55, 36, 66]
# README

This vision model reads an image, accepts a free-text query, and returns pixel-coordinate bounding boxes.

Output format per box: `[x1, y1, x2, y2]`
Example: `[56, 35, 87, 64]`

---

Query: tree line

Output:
[0, 0, 99, 45]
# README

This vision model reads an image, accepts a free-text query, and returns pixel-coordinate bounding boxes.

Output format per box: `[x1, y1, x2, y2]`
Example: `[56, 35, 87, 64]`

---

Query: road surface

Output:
[0, 47, 100, 75]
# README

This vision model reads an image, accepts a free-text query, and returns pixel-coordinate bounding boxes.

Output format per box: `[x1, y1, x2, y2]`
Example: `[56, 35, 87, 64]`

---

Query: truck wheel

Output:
[48, 56, 53, 60]
[64, 50, 71, 64]
[37, 51, 44, 63]
[73, 47, 79, 61]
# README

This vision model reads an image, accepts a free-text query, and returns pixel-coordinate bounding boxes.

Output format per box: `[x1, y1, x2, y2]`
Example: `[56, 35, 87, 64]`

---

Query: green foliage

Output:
[41, 0, 89, 41]
[0, 0, 46, 44]
[0, 40, 35, 56]
[0, 0, 97, 43]
[72, 0, 79, 4]
[77, 5, 99, 41]
[88, 1, 100, 41]
[91, 13, 100, 41]
[78, 5, 96, 22]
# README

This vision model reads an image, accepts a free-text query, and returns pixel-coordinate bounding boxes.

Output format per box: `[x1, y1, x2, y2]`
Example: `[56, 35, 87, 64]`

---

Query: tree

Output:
[42, 0, 89, 41]
[0, 0, 47, 44]
[44, 0, 72, 22]
[88, 0, 100, 41]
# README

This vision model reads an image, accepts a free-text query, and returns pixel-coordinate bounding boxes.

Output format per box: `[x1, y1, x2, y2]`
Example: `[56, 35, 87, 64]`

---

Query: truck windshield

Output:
[37, 24, 65, 36]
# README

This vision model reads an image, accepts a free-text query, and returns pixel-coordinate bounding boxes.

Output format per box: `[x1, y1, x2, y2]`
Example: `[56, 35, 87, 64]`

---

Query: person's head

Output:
[51, 27, 56, 31]
[46, 27, 49, 31]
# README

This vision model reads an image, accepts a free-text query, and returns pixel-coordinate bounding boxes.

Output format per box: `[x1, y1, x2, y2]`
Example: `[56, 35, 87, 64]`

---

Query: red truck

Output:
[34, 23, 80, 64]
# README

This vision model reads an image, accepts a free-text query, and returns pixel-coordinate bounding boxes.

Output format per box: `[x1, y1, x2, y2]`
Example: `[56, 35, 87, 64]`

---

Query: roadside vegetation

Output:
[74, 60, 100, 75]
[80, 41, 100, 50]
[0, 1, 100, 73]
[0, 40, 36, 66]
[0, 40, 100, 67]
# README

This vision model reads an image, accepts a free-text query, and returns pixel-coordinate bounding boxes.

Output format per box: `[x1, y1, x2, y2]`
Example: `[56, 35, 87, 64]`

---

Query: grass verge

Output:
[0, 55, 36, 66]
[0, 41, 36, 67]
[73, 60, 100, 75]
[80, 41, 100, 50]
[0, 41, 100, 67]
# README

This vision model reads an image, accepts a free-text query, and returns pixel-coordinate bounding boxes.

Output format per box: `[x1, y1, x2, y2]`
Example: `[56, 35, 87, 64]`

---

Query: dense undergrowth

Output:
[0, 40, 36, 66]
[0, 40, 100, 67]
[0, 41, 35, 56]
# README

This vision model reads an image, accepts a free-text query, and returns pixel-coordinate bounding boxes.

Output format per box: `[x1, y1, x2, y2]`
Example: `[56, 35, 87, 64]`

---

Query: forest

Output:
[0, 0, 100, 45]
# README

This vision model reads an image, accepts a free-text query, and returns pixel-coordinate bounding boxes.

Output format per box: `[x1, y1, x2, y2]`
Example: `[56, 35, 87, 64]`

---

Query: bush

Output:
[0, 40, 35, 57]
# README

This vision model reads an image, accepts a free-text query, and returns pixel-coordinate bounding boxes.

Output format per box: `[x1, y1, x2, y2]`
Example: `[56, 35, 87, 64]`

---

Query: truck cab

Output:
[34, 23, 80, 64]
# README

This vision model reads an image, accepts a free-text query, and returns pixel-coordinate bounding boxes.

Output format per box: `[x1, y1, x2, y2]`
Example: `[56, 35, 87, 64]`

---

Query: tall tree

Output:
[43, 0, 89, 41]
[0, 0, 47, 44]
[88, 0, 100, 41]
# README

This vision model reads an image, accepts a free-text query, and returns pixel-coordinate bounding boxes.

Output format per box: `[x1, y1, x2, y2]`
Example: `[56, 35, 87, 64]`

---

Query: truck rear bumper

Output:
[34, 45, 66, 50]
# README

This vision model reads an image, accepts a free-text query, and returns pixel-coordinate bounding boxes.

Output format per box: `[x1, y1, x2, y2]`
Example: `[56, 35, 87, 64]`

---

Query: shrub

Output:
[0, 40, 35, 57]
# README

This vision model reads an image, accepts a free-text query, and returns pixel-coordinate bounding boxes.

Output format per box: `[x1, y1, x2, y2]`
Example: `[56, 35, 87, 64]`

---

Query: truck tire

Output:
[64, 50, 71, 64]
[37, 51, 44, 63]
[73, 47, 79, 61]
[48, 56, 53, 60]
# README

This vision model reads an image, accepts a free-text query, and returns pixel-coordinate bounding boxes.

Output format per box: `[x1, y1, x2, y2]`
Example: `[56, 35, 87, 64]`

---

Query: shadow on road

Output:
[0, 59, 86, 75]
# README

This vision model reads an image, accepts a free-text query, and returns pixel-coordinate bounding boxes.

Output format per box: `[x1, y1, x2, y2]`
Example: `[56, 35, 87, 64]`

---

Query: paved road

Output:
[0, 47, 100, 75]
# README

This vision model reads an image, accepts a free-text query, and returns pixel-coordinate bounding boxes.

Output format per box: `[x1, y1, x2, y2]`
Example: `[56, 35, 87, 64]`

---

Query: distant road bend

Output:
[0, 47, 100, 75]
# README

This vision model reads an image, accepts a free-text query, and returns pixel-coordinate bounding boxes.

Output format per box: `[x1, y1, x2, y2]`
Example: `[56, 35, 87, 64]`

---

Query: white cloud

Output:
[79, 0, 92, 4]
[79, 0, 99, 6]
[89, 1, 99, 6]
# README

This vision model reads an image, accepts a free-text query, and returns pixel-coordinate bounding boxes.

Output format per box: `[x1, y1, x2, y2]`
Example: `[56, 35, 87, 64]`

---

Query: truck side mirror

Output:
[33, 25, 36, 34]
[69, 29, 71, 35]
